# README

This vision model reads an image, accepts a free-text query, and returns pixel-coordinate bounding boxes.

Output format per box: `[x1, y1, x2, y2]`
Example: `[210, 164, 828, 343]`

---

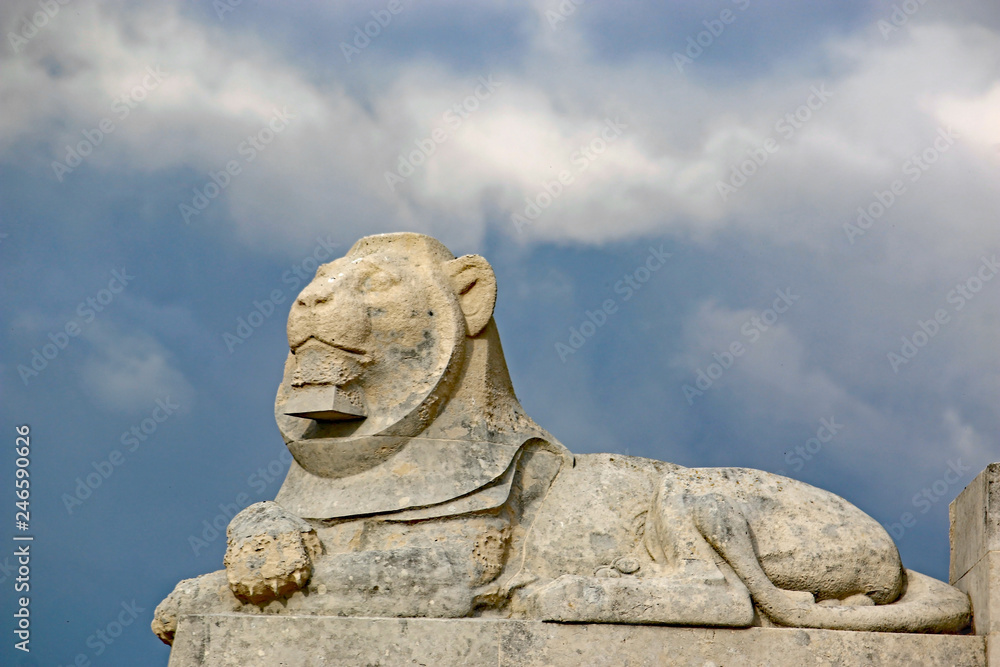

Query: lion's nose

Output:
[287, 281, 371, 351]
[295, 282, 330, 308]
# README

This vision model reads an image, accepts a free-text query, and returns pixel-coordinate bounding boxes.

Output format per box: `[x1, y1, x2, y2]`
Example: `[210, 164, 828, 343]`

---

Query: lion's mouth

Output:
[283, 384, 367, 422]
[291, 339, 368, 385]
[284, 338, 369, 421]
[290, 336, 367, 358]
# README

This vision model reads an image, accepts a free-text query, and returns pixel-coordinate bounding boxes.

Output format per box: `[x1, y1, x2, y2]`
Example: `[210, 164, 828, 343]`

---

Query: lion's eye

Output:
[361, 268, 399, 292]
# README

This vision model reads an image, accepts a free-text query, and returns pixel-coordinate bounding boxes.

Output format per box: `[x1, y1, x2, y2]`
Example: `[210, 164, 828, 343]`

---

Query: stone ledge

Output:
[951, 462, 1000, 584]
[169, 614, 985, 667]
[954, 551, 1000, 636]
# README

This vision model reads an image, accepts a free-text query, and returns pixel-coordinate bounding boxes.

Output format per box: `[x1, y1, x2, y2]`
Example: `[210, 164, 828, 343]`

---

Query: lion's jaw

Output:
[290, 339, 368, 388]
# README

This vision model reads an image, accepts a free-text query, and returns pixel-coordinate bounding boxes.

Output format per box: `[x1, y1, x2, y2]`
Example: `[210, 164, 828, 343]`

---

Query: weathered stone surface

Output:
[951, 463, 1000, 586]
[222, 501, 322, 605]
[168, 615, 986, 667]
[526, 571, 755, 626]
[950, 464, 1000, 665]
[155, 232, 973, 654]
[153, 572, 241, 645]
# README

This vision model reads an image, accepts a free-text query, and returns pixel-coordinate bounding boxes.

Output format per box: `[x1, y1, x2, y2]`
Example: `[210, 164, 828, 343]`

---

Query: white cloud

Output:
[934, 82, 1000, 159]
[2, 3, 995, 260]
[79, 324, 194, 414]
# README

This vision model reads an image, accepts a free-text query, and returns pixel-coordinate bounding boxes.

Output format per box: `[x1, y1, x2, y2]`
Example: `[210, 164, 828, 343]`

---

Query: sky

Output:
[1, 0, 998, 664]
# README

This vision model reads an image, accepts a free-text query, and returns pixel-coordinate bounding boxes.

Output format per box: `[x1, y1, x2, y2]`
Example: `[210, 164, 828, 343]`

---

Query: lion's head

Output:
[274, 233, 558, 519]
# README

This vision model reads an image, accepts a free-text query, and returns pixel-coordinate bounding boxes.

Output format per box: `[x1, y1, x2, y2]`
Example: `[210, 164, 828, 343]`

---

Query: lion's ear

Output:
[445, 255, 497, 337]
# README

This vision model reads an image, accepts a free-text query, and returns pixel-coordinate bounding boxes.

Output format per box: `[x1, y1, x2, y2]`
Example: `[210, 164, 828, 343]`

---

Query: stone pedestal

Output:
[952, 463, 1000, 665]
[161, 461, 1000, 666]
[160, 463, 1000, 667]
[169, 615, 985, 667]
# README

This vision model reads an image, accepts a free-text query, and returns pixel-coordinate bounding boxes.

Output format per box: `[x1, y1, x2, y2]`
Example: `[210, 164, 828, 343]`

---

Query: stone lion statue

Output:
[153, 232, 969, 645]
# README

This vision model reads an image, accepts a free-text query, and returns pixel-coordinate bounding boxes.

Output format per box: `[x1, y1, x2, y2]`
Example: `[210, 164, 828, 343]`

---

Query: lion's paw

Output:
[151, 577, 191, 645]
[223, 501, 322, 605]
[152, 572, 233, 645]
[780, 588, 817, 609]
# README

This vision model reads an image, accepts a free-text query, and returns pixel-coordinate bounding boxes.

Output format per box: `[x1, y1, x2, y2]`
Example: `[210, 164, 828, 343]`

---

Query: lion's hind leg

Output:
[689, 492, 970, 632]
[688, 493, 816, 618]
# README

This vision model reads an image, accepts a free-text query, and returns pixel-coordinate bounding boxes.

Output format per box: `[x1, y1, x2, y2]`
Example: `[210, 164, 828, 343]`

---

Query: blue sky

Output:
[1, 1, 999, 664]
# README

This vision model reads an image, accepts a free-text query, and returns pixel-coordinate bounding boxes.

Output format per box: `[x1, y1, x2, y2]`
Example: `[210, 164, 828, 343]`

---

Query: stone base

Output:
[168, 615, 984, 667]
[951, 462, 1000, 665]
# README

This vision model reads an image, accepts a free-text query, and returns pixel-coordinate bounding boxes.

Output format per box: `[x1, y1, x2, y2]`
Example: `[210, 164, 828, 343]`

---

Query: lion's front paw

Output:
[151, 575, 215, 646]
[223, 501, 323, 605]
[151, 583, 183, 645]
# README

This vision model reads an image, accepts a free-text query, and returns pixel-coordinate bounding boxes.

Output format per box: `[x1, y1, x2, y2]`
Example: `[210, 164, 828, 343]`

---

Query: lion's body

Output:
[512, 452, 904, 611]
[152, 233, 970, 645]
